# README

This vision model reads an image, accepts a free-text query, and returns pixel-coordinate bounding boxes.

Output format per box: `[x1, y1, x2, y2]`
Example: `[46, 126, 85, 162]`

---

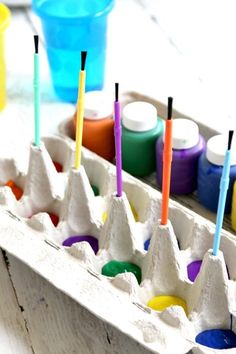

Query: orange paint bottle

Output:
[73, 90, 115, 161]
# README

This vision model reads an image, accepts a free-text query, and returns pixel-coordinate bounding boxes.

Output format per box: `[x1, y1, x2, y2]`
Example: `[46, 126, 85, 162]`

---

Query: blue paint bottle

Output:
[197, 134, 236, 213]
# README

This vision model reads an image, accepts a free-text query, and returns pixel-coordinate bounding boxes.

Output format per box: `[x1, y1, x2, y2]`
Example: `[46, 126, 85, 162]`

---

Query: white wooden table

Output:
[1, 1, 235, 352]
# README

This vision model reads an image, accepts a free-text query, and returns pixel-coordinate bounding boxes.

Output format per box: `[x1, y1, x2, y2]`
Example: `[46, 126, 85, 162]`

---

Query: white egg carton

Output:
[0, 132, 235, 354]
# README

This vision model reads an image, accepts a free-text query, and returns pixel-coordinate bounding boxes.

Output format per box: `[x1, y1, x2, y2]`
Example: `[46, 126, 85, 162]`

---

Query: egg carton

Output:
[0, 133, 235, 354]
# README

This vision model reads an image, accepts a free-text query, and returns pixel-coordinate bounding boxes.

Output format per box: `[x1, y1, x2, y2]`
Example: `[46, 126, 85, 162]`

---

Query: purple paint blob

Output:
[187, 260, 202, 282]
[62, 235, 99, 254]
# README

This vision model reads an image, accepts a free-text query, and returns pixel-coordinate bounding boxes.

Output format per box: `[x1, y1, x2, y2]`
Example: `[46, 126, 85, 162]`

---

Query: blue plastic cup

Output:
[32, 0, 114, 102]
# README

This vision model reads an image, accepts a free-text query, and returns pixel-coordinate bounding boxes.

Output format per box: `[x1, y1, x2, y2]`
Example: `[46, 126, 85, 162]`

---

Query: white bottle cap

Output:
[206, 134, 236, 166]
[83, 90, 113, 120]
[171, 118, 199, 149]
[122, 101, 157, 132]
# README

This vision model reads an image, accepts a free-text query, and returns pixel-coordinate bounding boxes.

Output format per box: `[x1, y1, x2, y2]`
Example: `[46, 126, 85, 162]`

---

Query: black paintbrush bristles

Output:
[228, 130, 234, 150]
[34, 35, 39, 54]
[81, 51, 87, 71]
[115, 82, 119, 102]
[167, 97, 173, 120]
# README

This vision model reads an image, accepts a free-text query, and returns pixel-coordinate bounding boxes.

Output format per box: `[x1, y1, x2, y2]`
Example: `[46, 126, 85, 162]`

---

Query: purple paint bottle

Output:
[156, 118, 205, 195]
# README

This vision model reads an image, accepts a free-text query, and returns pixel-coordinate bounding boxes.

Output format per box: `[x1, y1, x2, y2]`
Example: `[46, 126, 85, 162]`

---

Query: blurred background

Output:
[3, 0, 236, 132]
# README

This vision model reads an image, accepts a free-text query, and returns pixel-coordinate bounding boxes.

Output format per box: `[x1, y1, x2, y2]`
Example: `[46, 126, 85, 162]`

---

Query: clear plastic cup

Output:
[32, 0, 114, 102]
[0, 3, 10, 111]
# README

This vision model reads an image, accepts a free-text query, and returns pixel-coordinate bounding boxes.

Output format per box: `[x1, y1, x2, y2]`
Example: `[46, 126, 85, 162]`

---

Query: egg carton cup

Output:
[0, 134, 235, 354]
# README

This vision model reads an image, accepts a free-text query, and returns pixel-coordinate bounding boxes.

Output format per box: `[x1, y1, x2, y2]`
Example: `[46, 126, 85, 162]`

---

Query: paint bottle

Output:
[156, 118, 205, 194]
[73, 90, 114, 161]
[231, 182, 236, 231]
[121, 101, 164, 177]
[198, 134, 236, 213]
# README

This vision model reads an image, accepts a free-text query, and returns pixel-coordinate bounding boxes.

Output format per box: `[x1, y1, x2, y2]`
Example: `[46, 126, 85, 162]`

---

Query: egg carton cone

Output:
[0, 134, 235, 354]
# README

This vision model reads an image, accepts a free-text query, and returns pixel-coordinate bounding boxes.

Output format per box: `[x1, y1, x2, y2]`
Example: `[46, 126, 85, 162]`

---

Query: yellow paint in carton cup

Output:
[0, 3, 10, 111]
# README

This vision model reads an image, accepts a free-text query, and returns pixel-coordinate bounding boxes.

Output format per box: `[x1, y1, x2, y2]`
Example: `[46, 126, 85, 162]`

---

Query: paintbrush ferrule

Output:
[220, 151, 231, 190]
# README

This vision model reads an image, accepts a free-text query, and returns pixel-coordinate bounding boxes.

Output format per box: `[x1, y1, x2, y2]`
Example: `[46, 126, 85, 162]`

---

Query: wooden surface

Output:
[1, 1, 235, 353]
[0, 251, 32, 353]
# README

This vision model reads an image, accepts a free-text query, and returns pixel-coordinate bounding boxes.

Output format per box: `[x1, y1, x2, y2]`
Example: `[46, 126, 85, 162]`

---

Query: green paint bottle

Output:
[122, 101, 164, 177]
